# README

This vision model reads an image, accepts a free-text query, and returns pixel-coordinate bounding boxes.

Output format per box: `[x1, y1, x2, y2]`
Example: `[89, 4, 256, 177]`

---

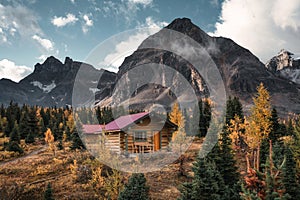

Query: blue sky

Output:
[0, 0, 299, 82]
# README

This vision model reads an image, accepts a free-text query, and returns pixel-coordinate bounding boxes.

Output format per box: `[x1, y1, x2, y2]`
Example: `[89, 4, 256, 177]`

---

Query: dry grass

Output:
[0, 138, 203, 200]
[0, 138, 46, 162]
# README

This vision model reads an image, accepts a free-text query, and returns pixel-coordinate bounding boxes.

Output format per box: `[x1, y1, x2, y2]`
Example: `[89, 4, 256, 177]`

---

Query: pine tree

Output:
[118, 173, 149, 200]
[225, 96, 243, 125]
[25, 131, 35, 144]
[6, 141, 23, 154]
[178, 157, 229, 200]
[4, 106, 14, 137]
[263, 141, 289, 200]
[19, 111, 29, 139]
[213, 97, 242, 197]
[64, 126, 72, 141]
[183, 108, 191, 134]
[286, 119, 294, 137]
[291, 117, 300, 180]
[200, 99, 211, 137]
[178, 182, 193, 200]
[225, 96, 234, 125]
[198, 99, 206, 137]
[7, 121, 23, 153]
[269, 108, 283, 143]
[259, 108, 285, 171]
[191, 99, 204, 137]
[260, 138, 269, 172]
[57, 139, 63, 150]
[283, 147, 300, 199]
[70, 123, 85, 150]
[27, 107, 39, 140]
[9, 121, 20, 144]
[0, 104, 5, 117]
[39, 117, 47, 136]
[0, 115, 3, 134]
[44, 183, 54, 200]
[218, 128, 240, 194]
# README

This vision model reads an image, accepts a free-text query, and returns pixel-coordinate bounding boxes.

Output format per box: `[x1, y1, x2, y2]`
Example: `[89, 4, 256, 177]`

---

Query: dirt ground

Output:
[0, 138, 202, 200]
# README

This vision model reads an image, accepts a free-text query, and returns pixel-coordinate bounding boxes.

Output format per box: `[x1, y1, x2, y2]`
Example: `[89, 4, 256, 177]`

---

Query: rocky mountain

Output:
[0, 56, 116, 107]
[1, 18, 299, 115]
[102, 18, 300, 115]
[266, 49, 300, 84]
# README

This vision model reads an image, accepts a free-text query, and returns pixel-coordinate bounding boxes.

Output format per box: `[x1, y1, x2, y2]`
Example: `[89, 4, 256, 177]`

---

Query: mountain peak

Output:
[165, 17, 211, 47]
[43, 56, 62, 65]
[166, 18, 192, 29]
[34, 56, 64, 73]
[64, 57, 73, 65]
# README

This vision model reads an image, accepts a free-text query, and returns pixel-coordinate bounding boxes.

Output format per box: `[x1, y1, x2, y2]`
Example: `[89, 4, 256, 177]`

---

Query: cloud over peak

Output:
[0, 59, 32, 82]
[32, 35, 54, 51]
[212, 0, 300, 62]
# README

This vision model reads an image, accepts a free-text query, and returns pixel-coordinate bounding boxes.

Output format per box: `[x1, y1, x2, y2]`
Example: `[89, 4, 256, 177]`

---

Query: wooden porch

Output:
[121, 128, 173, 154]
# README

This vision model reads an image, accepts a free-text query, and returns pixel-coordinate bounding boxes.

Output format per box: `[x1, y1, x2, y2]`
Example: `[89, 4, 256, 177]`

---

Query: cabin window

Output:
[134, 131, 147, 142]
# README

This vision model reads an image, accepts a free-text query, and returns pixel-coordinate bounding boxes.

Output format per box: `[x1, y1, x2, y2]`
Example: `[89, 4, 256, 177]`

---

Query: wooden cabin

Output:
[83, 112, 177, 155]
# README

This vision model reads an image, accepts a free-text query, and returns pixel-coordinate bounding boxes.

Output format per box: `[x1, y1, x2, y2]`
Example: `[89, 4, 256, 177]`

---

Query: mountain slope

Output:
[110, 18, 300, 114]
[0, 18, 299, 115]
[0, 56, 116, 107]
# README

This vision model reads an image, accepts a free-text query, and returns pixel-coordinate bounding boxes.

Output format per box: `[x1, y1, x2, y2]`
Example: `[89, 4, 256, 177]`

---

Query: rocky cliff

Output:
[1, 18, 299, 115]
[109, 18, 300, 114]
[266, 49, 300, 84]
[0, 56, 116, 107]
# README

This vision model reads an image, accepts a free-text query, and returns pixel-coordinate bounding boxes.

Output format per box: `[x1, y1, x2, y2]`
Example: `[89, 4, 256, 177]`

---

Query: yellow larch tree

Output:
[45, 128, 55, 156]
[246, 83, 272, 171]
[169, 102, 184, 128]
[228, 115, 246, 151]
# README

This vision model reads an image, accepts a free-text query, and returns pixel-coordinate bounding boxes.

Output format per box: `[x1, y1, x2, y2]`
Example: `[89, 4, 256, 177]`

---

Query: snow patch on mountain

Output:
[89, 88, 100, 94]
[279, 68, 300, 84]
[31, 80, 56, 93]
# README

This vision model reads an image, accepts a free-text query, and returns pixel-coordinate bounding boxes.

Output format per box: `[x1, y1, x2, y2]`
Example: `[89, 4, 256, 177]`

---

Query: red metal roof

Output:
[82, 124, 103, 134]
[82, 112, 149, 133]
[105, 112, 149, 131]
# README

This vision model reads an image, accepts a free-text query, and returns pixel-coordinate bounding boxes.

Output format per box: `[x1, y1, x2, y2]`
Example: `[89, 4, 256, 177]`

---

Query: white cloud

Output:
[0, 27, 7, 43]
[0, 59, 32, 82]
[143, 16, 168, 29]
[70, 0, 75, 4]
[51, 13, 78, 27]
[101, 17, 167, 71]
[0, 3, 42, 42]
[211, 0, 300, 62]
[36, 54, 48, 63]
[32, 34, 54, 51]
[82, 14, 93, 33]
[271, 0, 300, 31]
[128, 0, 153, 7]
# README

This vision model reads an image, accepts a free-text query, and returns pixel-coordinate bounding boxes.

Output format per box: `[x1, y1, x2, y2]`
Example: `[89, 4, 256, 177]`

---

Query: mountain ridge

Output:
[0, 56, 117, 107]
[112, 17, 300, 115]
[0, 18, 299, 116]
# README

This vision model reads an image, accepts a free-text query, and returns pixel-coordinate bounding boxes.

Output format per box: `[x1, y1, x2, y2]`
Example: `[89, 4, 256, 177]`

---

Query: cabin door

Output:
[153, 132, 160, 151]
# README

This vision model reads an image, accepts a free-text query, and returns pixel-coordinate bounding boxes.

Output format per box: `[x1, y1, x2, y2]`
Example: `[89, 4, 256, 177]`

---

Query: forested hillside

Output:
[0, 83, 299, 199]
